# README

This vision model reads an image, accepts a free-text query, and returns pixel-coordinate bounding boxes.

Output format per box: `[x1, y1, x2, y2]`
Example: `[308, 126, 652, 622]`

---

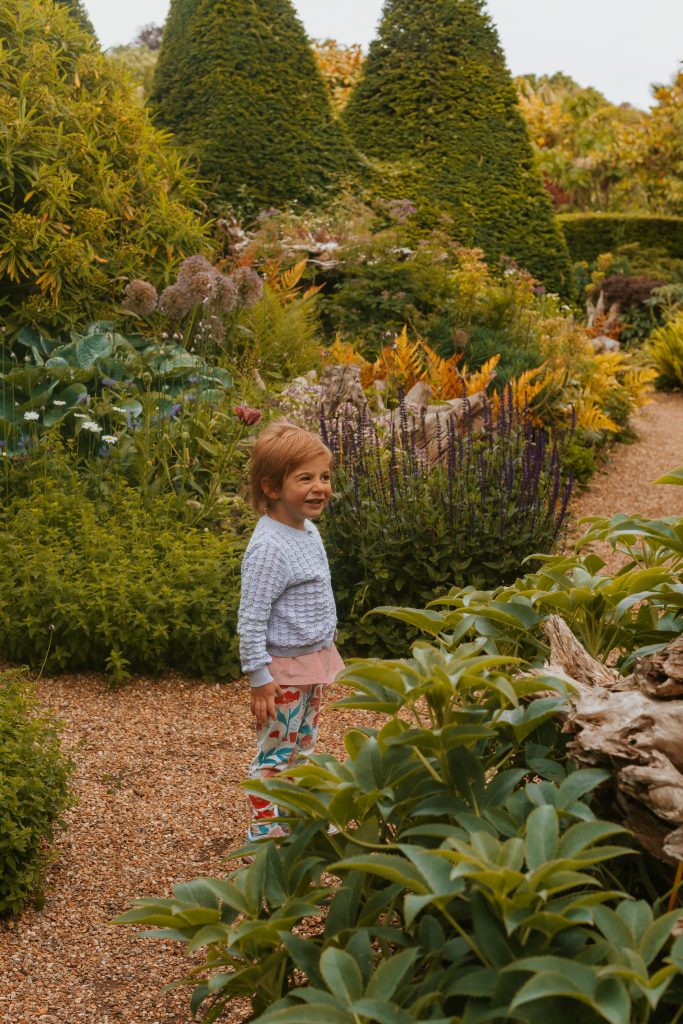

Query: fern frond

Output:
[464, 353, 500, 395]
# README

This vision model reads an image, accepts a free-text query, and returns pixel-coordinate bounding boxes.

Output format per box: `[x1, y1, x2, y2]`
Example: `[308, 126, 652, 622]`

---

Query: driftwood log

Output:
[540, 616, 683, 864]
[390, 381, 487, 462]
[320, 365, 369, 419]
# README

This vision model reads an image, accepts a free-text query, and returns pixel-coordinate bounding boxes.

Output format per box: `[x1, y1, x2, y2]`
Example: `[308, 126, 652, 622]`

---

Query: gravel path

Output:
[1, 390, 682, 1024]
[566, 390, 683, 570]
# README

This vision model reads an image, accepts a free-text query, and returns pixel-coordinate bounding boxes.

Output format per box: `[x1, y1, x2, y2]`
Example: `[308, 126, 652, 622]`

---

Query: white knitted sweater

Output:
[237, 516, 337, 687]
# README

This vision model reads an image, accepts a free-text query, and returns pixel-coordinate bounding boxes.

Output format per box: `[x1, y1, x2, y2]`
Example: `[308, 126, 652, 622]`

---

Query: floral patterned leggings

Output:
[246, 684, 322, 841]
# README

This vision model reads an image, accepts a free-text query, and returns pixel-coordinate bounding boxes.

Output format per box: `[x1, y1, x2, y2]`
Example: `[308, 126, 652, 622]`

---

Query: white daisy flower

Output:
[53, 400, 66, 406]
[81, 420, 102, 433]
[23, 411, 39, 421]
[101, 435, 118, 444]
[73, 413, 87, 419]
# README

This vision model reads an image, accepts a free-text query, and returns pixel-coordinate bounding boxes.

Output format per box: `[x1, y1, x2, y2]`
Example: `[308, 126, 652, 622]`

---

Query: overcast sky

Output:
[84, 0, 683, 110]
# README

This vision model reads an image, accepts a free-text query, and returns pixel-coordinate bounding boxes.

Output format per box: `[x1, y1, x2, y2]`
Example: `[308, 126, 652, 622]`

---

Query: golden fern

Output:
[420, 342, 464, 400]
[464, 354, 501, 395]
[619, 366, 658, 408]
[371, 325, 424, 389]
[573, 398, 620, 435]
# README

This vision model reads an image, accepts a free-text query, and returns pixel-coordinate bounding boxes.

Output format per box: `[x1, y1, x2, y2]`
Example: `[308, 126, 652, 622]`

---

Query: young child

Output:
[237, 420, 344, 843]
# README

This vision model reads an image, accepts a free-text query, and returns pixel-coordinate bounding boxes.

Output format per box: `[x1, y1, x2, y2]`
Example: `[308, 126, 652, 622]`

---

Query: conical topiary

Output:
[150, 0, 358, 213]
[0, 0, 209, 335]
[344, 0, 570, 292]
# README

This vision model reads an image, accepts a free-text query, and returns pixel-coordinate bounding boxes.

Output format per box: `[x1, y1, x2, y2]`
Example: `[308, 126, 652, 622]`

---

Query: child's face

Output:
[264, 454, 332, 529]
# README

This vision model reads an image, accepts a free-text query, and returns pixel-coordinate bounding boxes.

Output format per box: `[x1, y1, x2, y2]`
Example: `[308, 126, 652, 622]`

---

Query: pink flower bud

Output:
[234, 405, 262, 426]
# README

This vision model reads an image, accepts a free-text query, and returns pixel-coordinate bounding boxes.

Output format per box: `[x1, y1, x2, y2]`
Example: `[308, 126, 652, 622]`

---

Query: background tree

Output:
[344, 0, 570, 292]
[630, 70, 683, 215]
[0, 0, 208, 334]
[516, 73, 646, 212]
[150, 0, 358, 213]
[312, 39, 365, 113]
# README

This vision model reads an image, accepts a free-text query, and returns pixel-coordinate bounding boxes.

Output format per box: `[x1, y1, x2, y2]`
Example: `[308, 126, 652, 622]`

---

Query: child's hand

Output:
[250, 681, 283, 730]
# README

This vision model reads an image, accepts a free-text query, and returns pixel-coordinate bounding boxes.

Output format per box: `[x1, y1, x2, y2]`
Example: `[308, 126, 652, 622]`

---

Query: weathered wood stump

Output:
[391, 381, 487, 462]
[539, 616, 683, 863]
[320, 364, 369, 420]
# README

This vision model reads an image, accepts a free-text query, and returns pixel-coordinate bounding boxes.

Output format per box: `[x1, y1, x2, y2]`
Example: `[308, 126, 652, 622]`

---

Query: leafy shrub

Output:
[0, 477, 250, 681]
[118, 645, 683, 1023]
[647, 314, 683, 389]
[320, 398, 573, 656]
[344, 0, 571, 292]
[400, 469, 683, 671]
[0, 0, 208, 335]
[150, 0, 357, 213]
[1, 669, 74, 916]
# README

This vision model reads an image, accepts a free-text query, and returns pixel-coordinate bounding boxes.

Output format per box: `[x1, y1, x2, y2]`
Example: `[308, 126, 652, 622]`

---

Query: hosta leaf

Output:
[654, 467, 683, 487]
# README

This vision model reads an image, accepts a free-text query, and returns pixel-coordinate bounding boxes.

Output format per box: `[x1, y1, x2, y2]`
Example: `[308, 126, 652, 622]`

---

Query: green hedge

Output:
[151, 0, 357, 212]
[1, 669, 74, 916]
[559, 213, 683, 264]
[344, 0, 571, 294]
[0, 481, 247, 682]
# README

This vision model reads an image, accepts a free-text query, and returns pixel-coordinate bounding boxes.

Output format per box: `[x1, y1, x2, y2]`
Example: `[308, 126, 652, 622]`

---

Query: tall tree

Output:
[53, 0, 98, 39]
[151, 0, 357, 213]
[344, 0, 570, 292]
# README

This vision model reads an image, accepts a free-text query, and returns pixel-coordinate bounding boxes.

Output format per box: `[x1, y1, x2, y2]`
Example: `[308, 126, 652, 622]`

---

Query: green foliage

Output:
[0, 668, 74, 916]
[107, 44, 159, 105]
[235, 283, 323, 381]
[393, 472, 683, 672]
[53, 0, 97, 37]
[647, 314, 683, 389]
[117, 645, 683, 1022]
[151, 0, 358, 213]
[0, 0, 209, 335]
[321, 400, 572, 658]
[560, 215, 683, 267]
[0, 475, 249, 680]
[343, 0, 570, 293]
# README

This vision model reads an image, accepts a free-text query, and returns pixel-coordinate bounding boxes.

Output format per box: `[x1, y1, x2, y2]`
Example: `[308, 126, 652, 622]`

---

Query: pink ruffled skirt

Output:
[268, 643, 345, 687]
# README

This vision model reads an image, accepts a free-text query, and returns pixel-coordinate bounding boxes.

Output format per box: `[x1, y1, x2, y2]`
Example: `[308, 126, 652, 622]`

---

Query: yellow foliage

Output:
[464, 355, 500, 397]
[619, 366, 659, 408]
[572, 398, 620, 435]
[323, 326, 500, 401]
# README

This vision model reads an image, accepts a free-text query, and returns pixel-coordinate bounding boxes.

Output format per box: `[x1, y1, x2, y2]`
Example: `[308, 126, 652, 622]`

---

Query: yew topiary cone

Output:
[344, 0, 570, 292]
[151, 0, 357, 212]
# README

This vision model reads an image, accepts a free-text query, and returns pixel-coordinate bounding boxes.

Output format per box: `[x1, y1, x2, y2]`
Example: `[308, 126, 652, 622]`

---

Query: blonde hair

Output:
[248, 420, 332, 513]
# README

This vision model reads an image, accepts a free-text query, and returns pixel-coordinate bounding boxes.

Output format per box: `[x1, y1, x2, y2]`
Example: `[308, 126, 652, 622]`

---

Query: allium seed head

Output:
[177, 255, 214, 285]
[233, 267, 264, 309]
[214, 274, 238, 314]
[158, 282, 193, 320]
[123, 279, 158, 316]
[186, 270, 219, 305]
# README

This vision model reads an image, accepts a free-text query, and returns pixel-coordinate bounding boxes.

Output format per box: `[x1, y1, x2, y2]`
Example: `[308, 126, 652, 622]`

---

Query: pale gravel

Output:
[565, 390, 683, 571]
[1, 390, 682, 1024]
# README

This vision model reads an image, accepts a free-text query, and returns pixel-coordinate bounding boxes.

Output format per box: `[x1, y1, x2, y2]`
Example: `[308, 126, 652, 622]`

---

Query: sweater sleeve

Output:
[238, 540, 290, 687]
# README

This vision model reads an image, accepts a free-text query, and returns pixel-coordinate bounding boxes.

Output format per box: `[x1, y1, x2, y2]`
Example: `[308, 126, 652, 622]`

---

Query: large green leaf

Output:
[525, 805, 559, 870]
[319, 948, 364, 1005]
[654, 467, 683, 487]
